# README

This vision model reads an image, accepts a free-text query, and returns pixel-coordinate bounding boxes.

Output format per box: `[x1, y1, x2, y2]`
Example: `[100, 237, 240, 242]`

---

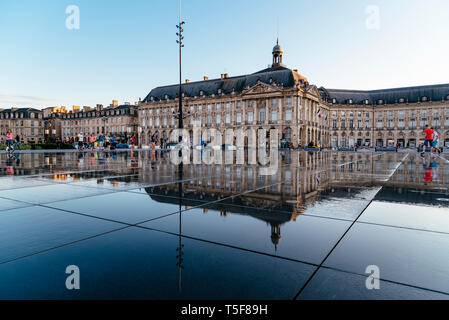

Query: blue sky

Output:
[1, 0, 449, 109]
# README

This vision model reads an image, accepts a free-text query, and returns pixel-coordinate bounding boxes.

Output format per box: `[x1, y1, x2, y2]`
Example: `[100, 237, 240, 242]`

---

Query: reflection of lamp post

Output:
[175, 163, 184, 294]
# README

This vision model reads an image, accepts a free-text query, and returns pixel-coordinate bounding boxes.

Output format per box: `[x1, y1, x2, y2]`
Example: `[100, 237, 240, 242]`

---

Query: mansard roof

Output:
[143, 66, 307, 103]
[0, 107, 42, 114]
[319, 83, 449, 105]
[0, 108, 42, 119]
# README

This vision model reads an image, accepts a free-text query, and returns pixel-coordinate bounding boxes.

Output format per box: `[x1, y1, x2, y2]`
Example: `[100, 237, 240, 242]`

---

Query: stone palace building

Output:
[139, 41, 449, 149]
[2, 41, 449, 148]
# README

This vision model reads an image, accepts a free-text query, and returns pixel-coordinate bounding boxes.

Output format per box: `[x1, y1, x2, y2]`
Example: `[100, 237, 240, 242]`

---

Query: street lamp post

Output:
[176, 1, 185, 137]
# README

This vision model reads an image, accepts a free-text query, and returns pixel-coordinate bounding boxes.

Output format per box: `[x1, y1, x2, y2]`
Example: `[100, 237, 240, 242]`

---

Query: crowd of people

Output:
[62, 133, 136, 151]
[149, 134, 170, 150]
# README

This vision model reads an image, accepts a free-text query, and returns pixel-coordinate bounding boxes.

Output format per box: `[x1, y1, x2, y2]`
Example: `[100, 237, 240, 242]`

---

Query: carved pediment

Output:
[307, 85, 322, 99]
[242, 82, 282, 96]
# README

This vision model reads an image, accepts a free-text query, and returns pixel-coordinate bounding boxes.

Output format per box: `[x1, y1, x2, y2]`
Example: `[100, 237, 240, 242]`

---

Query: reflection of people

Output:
[422, 156, 438, 184]
[421, 125, 434, 156]
[6, 157, 14, 175]
[430, 156, 438, 181]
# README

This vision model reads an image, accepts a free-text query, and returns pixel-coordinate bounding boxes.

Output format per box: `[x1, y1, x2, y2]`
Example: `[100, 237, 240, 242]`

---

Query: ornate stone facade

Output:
[320, 87, 449, 148]
[139, 42, 449, 149]
[0, 108, 45, 144]
[139, 42, 330, 148]
[59, 105, 138, 141]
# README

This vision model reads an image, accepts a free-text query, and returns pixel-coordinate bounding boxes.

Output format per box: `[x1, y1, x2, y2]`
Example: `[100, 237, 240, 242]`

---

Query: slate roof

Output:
[319, 83, 449, 105]
[143, 66, 306, 102]
[60, 105, 137, 119]
[0, 108, 42, 114]
[0, 108, 42, 118]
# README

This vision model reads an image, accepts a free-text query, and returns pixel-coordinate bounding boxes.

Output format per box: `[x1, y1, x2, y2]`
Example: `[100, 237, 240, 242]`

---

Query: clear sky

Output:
[1, 0, 449, 109]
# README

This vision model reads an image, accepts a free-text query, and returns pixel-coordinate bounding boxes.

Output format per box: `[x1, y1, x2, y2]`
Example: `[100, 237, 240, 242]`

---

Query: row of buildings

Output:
[2, 41, 449, 148]
[0, 102, 139, 144]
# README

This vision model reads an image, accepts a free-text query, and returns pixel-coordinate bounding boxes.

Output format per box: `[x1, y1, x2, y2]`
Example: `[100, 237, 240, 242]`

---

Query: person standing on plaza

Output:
[421, 125, 434, 156]
[5, 129, 14, 152]
[106, 135, 111, 150]
[111, 135, 117, 150]
[99, 134, 104, 149]
[89, 133, 95, 150]
[78, 132, 84, 150]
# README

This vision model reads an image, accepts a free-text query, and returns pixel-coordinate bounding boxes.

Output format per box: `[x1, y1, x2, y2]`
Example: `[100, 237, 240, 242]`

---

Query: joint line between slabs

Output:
[293, 152, 405, 299]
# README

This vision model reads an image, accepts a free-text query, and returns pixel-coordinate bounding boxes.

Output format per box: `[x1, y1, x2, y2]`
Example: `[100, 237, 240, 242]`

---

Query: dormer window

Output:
[150, 96, 154, 101]
[348, 99, 353, 104]
[200, 90, 204, 96]
[446, 94, 449, 101]
[422, 96, 428, 102]
[218, 89, 222, 94]
[269, 78, 273, 84]
[378, 99, 384, 105]
[332, 98, 337, 104]
[365, 99, 369, 105]
[165, 94, 169, 100]
[399, 98, 405, 103]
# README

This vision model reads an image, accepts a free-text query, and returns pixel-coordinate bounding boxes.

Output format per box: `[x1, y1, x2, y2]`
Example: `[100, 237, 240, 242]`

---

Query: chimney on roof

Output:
[185, 79, 190, 83]
[224, 73, 229, 79]
[293, 69, 298, 72]
[220, 74, 225, 79]
[203, 76, 209, 81]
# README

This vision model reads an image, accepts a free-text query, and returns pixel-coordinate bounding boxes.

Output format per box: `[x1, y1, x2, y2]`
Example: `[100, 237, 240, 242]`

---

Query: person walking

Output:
[421, 125, 434, 156]
[431, 127, 441, 154]
[130, 134, 136, 150]
[13, 133, 21, 151]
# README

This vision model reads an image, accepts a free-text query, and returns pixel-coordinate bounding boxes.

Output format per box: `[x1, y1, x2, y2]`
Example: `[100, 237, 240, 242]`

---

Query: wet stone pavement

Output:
[0, 150, 448, 300]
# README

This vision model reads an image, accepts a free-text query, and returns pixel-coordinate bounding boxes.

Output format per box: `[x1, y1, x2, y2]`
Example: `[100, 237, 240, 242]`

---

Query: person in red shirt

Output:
[421, 125, 434, 155]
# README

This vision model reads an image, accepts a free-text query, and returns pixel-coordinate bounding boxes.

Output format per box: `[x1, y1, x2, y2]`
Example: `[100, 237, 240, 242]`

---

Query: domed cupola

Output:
[272, 39, 284, 67]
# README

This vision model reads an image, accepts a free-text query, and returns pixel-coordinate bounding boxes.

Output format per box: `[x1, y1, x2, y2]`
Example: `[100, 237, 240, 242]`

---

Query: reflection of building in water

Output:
[141, 151, 332, 250]
[2, 150, 448, 246]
